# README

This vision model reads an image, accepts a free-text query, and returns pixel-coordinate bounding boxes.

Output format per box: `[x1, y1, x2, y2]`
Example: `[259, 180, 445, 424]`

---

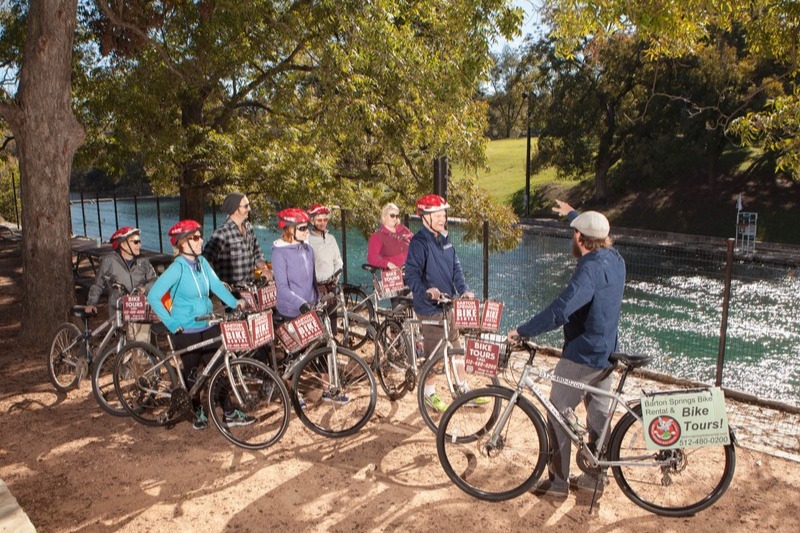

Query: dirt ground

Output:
[1, 235, 800, 533]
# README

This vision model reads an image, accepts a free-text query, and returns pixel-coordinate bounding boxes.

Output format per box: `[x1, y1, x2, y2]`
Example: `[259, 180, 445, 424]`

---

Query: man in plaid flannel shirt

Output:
[203, 192, 273, 285]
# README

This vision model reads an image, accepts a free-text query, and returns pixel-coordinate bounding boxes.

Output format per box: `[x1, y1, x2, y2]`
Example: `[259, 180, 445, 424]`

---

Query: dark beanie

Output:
[222, 193, 245, 215]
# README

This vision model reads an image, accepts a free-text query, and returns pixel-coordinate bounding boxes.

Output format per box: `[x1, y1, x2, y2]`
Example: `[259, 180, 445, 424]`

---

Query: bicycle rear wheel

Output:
[375, 318, 411, 400]
[335, 311, 374, 354]
[609, 406, 736, 517]
[292, 347, 377, 438]
[47, 323, 84, 392]
[417, 349, 500, 435]
[91, 345, 128, 417]
[207, 358, 291, 450]
[343, 285, 375, 322]
[437, 387, 549, 501]
[113, 341, 177, 427]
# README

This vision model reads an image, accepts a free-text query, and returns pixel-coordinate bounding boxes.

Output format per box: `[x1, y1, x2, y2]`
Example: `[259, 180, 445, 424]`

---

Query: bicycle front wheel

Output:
[417, 349, 500, 435]
[292, 347, 377, 438]
[207, 358, 291, 450]
[609, 406, 736, 517]
[47, 322, 84, 392]
[437, 387, 549, 501]
[375, 318, 411, 401]
[113, 341, 177, 427]
[91, 345, 128, 417]
[343, 285, 375, 322]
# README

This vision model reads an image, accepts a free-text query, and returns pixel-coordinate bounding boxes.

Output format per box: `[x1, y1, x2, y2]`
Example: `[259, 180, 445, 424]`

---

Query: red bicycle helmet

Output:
[277, 208, 310, 229]
[109, 226, 140, 250]
[308, 203, 331, 217]
[415, 194, 450, 215]
[168, 219, 202, 246]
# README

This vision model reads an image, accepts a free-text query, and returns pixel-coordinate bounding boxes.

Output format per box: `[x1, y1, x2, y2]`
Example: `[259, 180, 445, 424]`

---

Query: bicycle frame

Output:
[496, 353, 645, 471]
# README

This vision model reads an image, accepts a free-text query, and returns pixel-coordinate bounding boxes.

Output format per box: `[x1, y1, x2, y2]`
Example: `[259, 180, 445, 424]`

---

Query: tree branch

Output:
[0, 135, 15, 152]
[96, 0, 186, 81]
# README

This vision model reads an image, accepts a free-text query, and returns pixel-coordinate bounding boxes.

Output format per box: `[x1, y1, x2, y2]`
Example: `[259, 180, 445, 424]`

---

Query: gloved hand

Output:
[299, 302, 311, 314]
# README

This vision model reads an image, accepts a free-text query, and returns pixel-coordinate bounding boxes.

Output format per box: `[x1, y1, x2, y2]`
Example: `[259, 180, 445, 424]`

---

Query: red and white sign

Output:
[239, 291, 259, 311]
[257, 284, 278, 310]
[375, 268, 406, 299]
[121, 295, 148, 322]
[276, 310, 324, 353]
[453, 298, 481, 330]
[481, 300, 504, 332]
[248, 311, 274, 347]
[465, 337, 502, 377]
[220, 321, 252, 351]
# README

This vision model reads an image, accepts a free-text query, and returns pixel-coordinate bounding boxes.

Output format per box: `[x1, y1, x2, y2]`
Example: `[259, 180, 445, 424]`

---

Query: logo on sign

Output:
[221, 321, 252, 351]
[122, 295, 148, 322]
[464, 337, 501, 377]
[258, 284, 278, 310]
[648, 416, 681, 446]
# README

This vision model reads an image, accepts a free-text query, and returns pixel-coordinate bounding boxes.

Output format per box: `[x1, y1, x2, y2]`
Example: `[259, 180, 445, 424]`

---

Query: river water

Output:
[71, 197, 800, 405]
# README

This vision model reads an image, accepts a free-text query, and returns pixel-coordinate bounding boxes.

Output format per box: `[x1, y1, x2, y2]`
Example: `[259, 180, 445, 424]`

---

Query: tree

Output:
[0, 0, 85, 346]
[529, 35, 651, 201]
[485, 46, 530, 139]
[77, 0, 524, 238]
[540, 0, 800, 179]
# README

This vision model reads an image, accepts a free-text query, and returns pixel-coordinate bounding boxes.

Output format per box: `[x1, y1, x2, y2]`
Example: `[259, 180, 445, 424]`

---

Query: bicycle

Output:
[265, 290, 378, 438]
[374, 294, 499, 434]
[435, 338, 737, 517]
[320, 270, 378, 355]
[47, 283, 144, 416]
[112, 310, 291, 450]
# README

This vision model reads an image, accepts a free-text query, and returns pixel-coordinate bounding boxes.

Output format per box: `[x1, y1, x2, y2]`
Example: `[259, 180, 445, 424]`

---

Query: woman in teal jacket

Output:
[147, 220, 245, 430]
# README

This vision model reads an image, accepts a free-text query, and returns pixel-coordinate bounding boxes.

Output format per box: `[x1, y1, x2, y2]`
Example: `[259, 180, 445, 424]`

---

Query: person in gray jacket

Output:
[84, 227, 157, 340]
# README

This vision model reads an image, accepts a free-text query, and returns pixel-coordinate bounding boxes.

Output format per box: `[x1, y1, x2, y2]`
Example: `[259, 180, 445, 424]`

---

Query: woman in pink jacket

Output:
[367, 203, 413, 270]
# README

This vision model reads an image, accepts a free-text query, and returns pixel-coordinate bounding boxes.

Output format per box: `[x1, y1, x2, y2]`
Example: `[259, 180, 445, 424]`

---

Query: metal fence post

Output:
[10, 167, 20, 229]
[80, 190, 87, 236]
[341, 209, 348, 284]
[156, 195, 163, 253]
[716, 238, 735, 387]
[483, 219, 489, 300]
[134, 195, 140, 228]
[95, 191, 103, 240]
[113, 193, 119, 228]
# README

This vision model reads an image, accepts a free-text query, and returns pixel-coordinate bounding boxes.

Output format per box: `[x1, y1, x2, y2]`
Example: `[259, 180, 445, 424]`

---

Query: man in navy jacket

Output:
[510, 199, 626, 499]
[405, 194, 476, 413]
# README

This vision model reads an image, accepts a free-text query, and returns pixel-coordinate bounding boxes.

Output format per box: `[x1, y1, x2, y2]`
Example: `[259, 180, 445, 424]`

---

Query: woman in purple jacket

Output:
[367, 203, 413, 270]
[271, 208, 318, 318]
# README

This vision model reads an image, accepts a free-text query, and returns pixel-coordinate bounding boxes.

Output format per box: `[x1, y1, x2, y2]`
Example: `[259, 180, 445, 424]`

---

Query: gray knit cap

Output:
[221, 193, 245, 215]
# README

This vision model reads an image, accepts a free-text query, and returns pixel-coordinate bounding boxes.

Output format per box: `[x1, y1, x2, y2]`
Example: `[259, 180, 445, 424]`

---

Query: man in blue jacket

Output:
[509, 199, 626, 499]
[405, 194, 476, 413]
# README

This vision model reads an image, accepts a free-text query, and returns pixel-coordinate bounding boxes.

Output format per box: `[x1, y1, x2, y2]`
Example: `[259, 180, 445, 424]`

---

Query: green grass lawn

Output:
[453, 138, 565, 203]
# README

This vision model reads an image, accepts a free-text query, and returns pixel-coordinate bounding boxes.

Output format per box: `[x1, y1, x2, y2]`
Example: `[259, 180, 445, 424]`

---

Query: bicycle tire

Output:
[113, 341, 178, 427]
[417, 349, 500, 435]
[47, 322, 84, 393]
[437, 387, 549, 501]
[335, 311, 374, 353]
[608, 404, 736, 517]
[207, 358, 291, 450]
[91, 344, 128, 417]
[375, 318, 411, 401]
[292, 346, 377, 438]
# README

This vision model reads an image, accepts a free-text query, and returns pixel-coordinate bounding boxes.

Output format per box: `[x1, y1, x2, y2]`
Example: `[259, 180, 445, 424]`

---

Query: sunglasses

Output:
[130, 239, 142, 245]
[388, 213, 401, 219]
[188, 234, 203, 242]
[295, 225, 309, 231]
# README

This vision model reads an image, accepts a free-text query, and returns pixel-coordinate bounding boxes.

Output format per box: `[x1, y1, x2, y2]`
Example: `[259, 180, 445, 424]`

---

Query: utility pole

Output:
[524, 91, 532, 217]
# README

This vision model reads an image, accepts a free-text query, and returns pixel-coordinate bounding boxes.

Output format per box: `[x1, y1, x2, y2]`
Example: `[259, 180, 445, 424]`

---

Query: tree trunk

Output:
[178, 96, 209, 223]
[0, 0, 85, 348]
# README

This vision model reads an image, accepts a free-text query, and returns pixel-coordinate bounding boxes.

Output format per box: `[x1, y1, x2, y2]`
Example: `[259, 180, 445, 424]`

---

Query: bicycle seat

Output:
[609, 352, 652, 368]
[71, 305, 95, 319]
